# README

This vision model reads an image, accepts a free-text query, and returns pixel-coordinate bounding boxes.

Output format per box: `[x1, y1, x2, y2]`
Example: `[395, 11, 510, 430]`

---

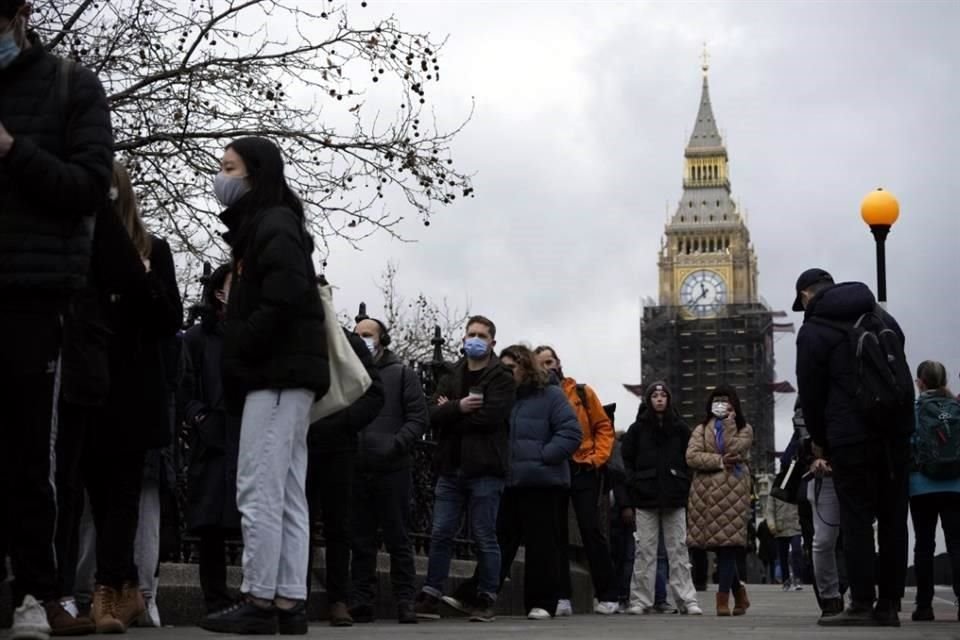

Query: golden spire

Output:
[701, 42, 710, 76]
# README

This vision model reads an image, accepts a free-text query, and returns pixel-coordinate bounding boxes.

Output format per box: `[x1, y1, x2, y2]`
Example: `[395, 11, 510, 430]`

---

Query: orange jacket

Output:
[560, 378, 614, 468]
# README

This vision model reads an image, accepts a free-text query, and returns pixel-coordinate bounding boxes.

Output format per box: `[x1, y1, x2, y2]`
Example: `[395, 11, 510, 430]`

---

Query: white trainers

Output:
[594, 601, 619, 615]
[625, 604, 647, 615]
[527, 608, 551, 620]
[137, 597, 162, 627]
[555, 599, 573, 617]
[12, 595, 51, 640]
[440, 595, 471, 615]
[684, 602, 703, 615]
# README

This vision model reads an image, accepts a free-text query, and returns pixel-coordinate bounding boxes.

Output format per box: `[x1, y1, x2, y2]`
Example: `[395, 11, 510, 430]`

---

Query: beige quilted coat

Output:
[686, 417, 754, 549]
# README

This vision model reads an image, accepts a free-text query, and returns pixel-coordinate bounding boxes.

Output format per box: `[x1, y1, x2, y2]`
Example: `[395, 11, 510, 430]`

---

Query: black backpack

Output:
[809, 308, 913, 429]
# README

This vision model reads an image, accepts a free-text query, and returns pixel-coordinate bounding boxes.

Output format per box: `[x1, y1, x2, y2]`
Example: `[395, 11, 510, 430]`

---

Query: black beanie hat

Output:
[643, 380, 672, 407]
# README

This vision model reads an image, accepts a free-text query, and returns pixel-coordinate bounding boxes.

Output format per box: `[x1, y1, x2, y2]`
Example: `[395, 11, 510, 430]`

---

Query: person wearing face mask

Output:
[179, 264, 243, 615]
[413, 316, 516, 623]
[617, 382, 702, 616]
[685, 386, 754, 617]
[0, 1, 112, 638]
[347, 318, 427, 624]
[200, 137, 330, 635]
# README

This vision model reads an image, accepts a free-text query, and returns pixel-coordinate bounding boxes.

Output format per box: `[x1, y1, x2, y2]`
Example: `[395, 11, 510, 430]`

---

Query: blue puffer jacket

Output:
[507, 383, 583, 488]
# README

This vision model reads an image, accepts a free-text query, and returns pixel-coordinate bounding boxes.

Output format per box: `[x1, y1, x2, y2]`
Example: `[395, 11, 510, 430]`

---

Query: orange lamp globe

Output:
[860, 188, 900, 228]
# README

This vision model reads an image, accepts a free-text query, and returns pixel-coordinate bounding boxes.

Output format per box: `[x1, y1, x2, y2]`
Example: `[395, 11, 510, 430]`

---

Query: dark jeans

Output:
[0, 370, 60, 604]
[716, 547, 743, 594]
[455, 487, 565, 613]
[83, 439, 146, 589]
[655, 528, 668, 604]
[423, 473, 503, 599]
[691, 547, 708, 589]
[351, 468, 416, 607]
[306, 449, 354, 605]
[777, 535, 803, 584]
[55, 401, 95, 599]
[831, 438, 909, 606]
[198, 528, 233, 613]
[558, 466, 617, 602]
[608, 513, 635, 602]
[909, 492, 960, 608]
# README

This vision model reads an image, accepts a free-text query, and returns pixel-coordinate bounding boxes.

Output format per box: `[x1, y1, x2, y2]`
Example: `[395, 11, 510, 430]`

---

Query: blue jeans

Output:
[655, 525, 669, 604]
[422, 474, 503, 599]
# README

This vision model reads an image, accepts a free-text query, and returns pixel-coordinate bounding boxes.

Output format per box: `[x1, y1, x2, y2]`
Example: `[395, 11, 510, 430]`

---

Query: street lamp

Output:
[860, 188, 900, 306]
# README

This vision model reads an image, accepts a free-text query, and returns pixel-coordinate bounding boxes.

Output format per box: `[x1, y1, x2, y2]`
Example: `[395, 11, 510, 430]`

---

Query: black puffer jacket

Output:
[220, 199, 329, 413]
[430, 358, 516, 479]
[356, 350, 428, 472]
[616, 405, 692, 510]
[796, 281, 914, 451]
[0, 33, 113, 302]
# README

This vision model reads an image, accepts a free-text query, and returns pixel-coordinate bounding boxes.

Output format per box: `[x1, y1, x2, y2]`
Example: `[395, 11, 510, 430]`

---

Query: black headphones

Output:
[371, 318, 391, 347]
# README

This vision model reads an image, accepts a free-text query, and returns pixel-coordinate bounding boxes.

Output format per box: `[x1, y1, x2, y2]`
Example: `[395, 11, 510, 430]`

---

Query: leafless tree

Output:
[34, 0, 474, 274]
[348, 262, 469, 365]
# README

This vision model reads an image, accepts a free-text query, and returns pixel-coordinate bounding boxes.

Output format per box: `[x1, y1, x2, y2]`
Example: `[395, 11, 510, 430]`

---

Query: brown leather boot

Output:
[115, 583, 146, 629]
[733, 586, 750, 616]
[715, 592, 731, 617]
[92, 585, 125, 634]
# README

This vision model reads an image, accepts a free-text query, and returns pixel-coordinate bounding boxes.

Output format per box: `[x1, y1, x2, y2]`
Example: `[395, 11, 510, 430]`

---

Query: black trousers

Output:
[831, 438, 909, 607]
[83, 437, 146, 590]
[54, 401, 96, 599]
[351, 468, 416, 607]
[306, 449, 354, 605]
[198, 528, 233, 613]
[455, 487, 565, 613]
[558, 466, 616, 602]
[909, 492, 960, 608]
[0, 369, 61, 604]
[691, 547, 708, 588]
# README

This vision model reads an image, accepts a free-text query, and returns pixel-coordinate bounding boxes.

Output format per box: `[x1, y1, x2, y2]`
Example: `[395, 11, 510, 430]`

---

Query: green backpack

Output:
[914, 394, 960, 480]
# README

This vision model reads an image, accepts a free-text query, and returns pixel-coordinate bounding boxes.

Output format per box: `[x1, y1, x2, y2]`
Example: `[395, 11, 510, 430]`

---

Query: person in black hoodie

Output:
[617, 382, 701, 616]
[180, 264, 242, 614]
[200, 137, 328, 636]
[414, 315, 516, 623]
[347, 317, 427, 625]
[305, 325, 384, 627]
[794, 268, 913, 627]
[0, 2, 112, 637]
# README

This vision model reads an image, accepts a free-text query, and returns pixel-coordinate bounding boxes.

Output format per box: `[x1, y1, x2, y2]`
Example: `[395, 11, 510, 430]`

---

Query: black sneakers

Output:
[348, 604, 375, 624]
[414, 593, 441, 620]
[468, 594, 496, 623]
[276, 601, 308, 635]
[200, 599, 277, 635]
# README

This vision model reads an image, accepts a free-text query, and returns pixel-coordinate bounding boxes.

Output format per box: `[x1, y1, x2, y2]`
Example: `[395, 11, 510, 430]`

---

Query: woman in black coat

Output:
[180, 264, 241, 613]
[617, 381, 701, 616]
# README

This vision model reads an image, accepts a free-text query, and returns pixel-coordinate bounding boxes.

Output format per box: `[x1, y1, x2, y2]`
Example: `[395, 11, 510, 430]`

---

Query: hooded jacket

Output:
[356, 349, 428, 472]
[796, 281, 913, 450]
[616, 381, 692, 510]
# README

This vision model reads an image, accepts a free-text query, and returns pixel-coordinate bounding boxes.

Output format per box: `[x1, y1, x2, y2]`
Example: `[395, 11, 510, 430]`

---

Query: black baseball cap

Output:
[792, 268, 834, 311]
[0, 0, 25, 19]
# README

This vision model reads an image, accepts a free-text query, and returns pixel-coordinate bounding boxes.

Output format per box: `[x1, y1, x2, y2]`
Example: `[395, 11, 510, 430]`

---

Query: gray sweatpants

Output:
[807, 476, 841, 599]
[238, 388, 314, 601]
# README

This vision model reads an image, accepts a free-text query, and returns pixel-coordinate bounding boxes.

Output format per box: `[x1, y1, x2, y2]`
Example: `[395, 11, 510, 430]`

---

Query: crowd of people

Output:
[2, 2, 960, 639]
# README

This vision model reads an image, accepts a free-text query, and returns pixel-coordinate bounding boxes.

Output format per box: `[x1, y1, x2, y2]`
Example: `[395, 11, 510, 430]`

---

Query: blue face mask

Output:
[463, 337, 489, 360]
[0, 28, 21, 69]
[213, 172, 250, 207]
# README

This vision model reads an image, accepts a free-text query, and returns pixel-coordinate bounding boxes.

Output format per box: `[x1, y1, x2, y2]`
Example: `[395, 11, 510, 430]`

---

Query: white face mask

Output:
[711, 401, 729, 419]
[362, 337, 377, 354]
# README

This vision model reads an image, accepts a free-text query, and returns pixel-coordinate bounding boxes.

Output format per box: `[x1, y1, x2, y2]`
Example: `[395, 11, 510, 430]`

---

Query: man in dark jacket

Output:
[794, 268, 913, 627]
[413, 315, 516, 623]
[0, 2, 113, 637]
[349, 318, 428, 625]
[306, 330, 384, 627]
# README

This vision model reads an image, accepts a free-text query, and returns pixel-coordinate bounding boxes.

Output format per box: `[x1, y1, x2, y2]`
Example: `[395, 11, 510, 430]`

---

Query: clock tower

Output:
[638, 58, 788, 474]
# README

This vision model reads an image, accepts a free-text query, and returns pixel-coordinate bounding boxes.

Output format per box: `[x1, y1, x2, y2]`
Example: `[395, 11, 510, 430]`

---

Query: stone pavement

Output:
[6, 585, 953, 640]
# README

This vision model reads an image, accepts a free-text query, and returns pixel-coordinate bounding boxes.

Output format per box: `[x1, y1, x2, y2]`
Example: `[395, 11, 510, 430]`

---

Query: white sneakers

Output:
[594, 601, 619, 615]
[12, 595, 51, 640]
[555, 599, 573, 617]
[683, 602, 704, 615]
[527, 608, 551, 620]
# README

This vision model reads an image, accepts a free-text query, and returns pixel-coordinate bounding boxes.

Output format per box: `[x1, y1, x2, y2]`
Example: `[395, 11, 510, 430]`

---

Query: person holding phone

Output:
[685, 386, 754, 617]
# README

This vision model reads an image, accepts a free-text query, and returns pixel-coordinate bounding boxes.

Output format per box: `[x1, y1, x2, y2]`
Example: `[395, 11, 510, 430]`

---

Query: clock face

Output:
[680, 270, 728, 317]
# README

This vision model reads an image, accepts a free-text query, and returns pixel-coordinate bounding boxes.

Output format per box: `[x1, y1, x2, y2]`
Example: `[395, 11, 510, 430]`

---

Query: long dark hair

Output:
[199, 263, 232, 332]
[500, 344, 548, 389]
[226, 137, 305, 220]
[703, 385, 747, 431]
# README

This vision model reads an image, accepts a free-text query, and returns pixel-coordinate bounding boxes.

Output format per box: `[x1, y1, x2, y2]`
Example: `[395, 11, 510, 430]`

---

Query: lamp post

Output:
[860, 188, 900, 306]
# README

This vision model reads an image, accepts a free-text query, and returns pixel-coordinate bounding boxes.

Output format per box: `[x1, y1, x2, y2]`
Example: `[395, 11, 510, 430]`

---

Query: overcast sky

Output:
[320, 0, 960, 457]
